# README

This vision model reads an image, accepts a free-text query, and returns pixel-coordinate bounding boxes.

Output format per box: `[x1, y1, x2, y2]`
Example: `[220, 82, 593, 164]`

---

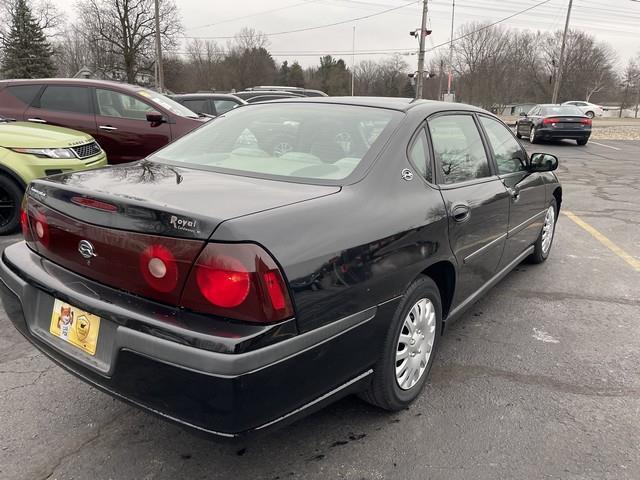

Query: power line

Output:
[181, 1, 421, 39]
[423, 0, 556, 54]
[186, 0, 322, 31]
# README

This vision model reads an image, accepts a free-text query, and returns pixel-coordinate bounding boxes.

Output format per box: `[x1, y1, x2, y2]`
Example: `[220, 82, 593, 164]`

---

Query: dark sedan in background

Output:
[516, 104, 592, 145]
[170, 93, 247, 117]
[0, 98, 561, 437]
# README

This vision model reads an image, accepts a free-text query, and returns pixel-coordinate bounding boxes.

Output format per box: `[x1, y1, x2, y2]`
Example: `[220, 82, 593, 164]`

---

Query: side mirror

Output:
[146, 111, 165, 124]
[519, 111, 527, 117]
[529, 153, 558, 172]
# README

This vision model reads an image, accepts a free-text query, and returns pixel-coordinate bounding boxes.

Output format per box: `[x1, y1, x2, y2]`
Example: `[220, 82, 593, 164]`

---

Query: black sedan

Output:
[516, 104, 592, 145]
[0, 98, 562, 437]
[170, 93, 246, 117]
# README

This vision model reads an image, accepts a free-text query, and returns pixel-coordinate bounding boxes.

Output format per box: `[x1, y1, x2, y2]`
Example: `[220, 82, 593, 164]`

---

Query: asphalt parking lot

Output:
[1, 140, 639, 480]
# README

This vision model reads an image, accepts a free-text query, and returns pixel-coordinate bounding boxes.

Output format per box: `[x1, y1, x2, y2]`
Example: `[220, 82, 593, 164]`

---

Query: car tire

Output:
[529, 126, 538, 144]
[515, 126, 522, 139]
[359, 276, 442, 411]
[0, 175, 23, 235]
[528, 198, 558, 264]
[585, 111, 595, 119]
[576, 138, 588, 146]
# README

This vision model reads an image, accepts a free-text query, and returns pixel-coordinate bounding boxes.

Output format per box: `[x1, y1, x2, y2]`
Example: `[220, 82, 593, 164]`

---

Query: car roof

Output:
[171, 93, 245, 101]
[0, 78, 150, 93]
[257, 96, 485, 114]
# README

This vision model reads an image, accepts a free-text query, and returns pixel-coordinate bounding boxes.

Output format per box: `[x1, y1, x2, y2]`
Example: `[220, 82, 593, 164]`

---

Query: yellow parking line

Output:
[563, 210, 640, 272]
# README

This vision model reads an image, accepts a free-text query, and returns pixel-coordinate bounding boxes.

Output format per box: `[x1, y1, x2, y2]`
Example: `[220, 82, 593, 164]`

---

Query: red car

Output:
[0, 79, 206, 164]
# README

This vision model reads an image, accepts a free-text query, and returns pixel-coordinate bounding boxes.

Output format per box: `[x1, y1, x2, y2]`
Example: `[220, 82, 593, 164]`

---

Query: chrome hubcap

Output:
[541, 206, 555, 254]
[529, 127, 535, 142]
[396, 298, 436, 390]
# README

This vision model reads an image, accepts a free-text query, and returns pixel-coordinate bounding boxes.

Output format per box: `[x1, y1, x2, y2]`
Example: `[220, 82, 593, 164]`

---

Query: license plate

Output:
[49, 299, 101, 355]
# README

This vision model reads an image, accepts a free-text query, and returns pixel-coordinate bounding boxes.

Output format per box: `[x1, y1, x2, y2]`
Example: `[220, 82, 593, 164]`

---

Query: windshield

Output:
[151, 103, 401, 183]
[137, 89, 199, 118]
[541, 105, 583, 116]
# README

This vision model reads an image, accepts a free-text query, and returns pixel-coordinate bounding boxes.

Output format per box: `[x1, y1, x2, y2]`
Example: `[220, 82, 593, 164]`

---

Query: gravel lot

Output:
[1, 140, 639, 480]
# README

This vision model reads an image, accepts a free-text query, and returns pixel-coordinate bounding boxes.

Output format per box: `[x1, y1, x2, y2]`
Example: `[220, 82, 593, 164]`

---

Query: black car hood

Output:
[30, 161, 341, 239]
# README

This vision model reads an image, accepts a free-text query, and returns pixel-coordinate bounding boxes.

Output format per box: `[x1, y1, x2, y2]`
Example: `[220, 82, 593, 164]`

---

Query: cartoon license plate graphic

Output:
[49, 299, 101, 355]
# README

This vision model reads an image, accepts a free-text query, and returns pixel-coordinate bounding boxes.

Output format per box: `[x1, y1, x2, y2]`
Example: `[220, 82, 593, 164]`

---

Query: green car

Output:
[0, 117, 107, 234]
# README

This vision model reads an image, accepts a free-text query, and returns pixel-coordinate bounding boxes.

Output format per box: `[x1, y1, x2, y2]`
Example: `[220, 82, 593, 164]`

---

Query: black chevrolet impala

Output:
[0, 98, 561, 437]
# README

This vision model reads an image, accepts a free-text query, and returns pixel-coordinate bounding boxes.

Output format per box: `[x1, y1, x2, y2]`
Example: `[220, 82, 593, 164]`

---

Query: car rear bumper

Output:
[0, 242, 395, 437]
[537, 128, 591, 140]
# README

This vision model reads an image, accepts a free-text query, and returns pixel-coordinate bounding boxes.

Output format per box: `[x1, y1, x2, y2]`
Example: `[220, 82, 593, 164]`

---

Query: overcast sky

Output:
[54, 0, 640, 68]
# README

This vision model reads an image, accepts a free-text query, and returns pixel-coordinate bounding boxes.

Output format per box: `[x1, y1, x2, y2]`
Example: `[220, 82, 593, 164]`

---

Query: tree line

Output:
[1, 0, 638, 110]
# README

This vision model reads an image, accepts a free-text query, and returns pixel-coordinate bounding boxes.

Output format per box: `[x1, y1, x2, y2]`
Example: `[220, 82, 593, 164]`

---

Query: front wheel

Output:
[529, 199, 557, 264]
[515, 124, 522, 139]
[0, 175, 23, 235]
[359, 276, 442, 411]
[585, 111, 595, 119]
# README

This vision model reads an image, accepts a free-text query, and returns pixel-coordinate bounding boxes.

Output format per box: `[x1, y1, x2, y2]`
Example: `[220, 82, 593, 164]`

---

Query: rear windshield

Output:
[541, 105, 583, 116]
[151, 103, 401, 183]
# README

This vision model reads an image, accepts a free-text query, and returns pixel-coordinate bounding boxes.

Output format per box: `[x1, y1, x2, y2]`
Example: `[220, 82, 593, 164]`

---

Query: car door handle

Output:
[99, 125, 118, 131]
[27, 118, 47, 124]
[451, 203, 471, 223]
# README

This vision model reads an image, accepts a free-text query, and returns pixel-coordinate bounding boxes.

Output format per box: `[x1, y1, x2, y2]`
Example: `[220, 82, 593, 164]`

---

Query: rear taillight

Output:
[182, 243, 294, 324]
[20, 202, 32, 241]
[542, 117, 560, 125]
[581, 118, 592, 126]
[140, 244, 179, 293]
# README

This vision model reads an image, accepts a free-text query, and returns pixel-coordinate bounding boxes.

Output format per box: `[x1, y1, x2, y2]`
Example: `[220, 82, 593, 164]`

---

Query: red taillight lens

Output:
[20, 208, 31, 240]
[196, 255, 250, 308]
[140, 244, 179, 293]
[182, 243, 294, 324]
[543, 117, 560, 125]
[263, 271, 286, 310]
[581, 118, 592, 126]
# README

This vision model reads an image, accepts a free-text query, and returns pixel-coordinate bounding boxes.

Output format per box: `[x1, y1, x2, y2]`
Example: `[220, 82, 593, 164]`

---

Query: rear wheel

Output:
[529, 198, 557, 264]
[529, 126, 538, 144]
[360, 276, 442, 411]
[576, 138, 588, 146]
[0, 175, 23, 235]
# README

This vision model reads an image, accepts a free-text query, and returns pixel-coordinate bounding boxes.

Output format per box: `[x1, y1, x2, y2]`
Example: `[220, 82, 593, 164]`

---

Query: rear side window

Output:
[428, 114, 491, 185]
[7, 85, 41, 105]
[408, 128, 432, 183]
[39, 86, 92, 114]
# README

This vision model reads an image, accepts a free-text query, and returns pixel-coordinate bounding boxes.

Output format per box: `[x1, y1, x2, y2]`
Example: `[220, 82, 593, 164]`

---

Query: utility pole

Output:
[447, 0, 456, 96]
[415, 0, 429, 99]
[154, 0, 165, 92]
[551, 0, 573, 104]
[351, 25, 356, 96]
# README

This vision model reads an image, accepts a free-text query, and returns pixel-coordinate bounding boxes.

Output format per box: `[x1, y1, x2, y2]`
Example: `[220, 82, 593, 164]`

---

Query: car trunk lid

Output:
[23, 161, 340, 306]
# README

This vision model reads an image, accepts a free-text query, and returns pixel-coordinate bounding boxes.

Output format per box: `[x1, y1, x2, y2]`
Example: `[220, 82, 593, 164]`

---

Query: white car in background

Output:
[562, 101, 605, 118]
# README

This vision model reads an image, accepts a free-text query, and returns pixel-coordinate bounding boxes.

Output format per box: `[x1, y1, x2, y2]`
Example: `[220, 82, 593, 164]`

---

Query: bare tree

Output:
[75, 0, 182, 84]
